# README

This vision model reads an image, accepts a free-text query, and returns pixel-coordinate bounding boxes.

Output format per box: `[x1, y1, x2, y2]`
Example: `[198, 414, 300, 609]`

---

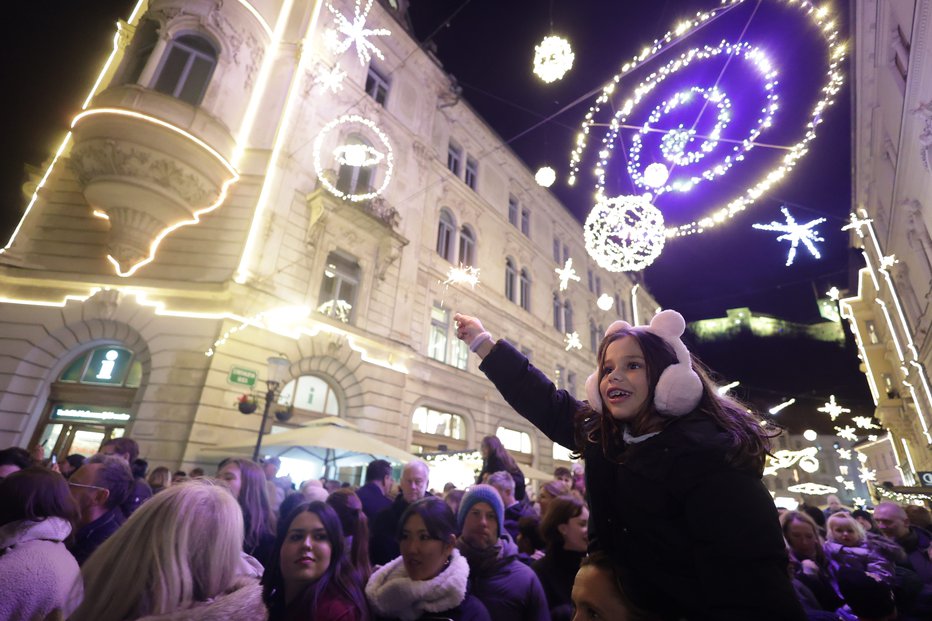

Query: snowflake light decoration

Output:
[568, 0, 846, 238]
[442, 265, 480, 289]
[852, 497, 867, 507]
[533, 35, 574, 83]
[554, 258, 581, 291]
[835, 426, 859, 442]
[788, 482, 837, 496]
[313, 115, 394, 202]
[851, 416, 880, 430]
[753, 206, 826, 266]
[858, 467, 877, 483]
[867, 434, 878, 442]
[325, 0, 391, 67]
[843, 481, 855, 491]
[315, 64, 347, 93]
[597, 293, 614, 311]
[535, 166, 556, 187]
[583, 195, 666, 272]
[818, 395, 851, 422]
[857, 452, 868, 464]
[565, 332, 583, 351]
[836, 448, 852, 460]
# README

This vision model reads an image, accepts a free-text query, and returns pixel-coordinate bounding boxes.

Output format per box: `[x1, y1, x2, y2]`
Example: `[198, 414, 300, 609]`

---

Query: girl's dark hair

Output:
[576, 328, 775, 473]
[327, 488, 372, 583]
[218, 457, 275, 553]
[480, 435, 521, 476]
[0, 467, 78, 527]
[539, 494, 585, 553]
[516, 515, 545, 554]
[262, 501, 368, 621]
[580, 552, 656, 621]
[397, 496, 457, 543]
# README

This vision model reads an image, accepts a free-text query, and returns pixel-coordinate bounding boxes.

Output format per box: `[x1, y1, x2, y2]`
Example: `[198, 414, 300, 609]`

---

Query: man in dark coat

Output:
[100, 437, 152, 518]
[875, 501, 932, 584]
[356, 458, 393, 523]
[369, 459, 429, 565]
[67, 454, 132, 564]
[487, 470, 533, 542]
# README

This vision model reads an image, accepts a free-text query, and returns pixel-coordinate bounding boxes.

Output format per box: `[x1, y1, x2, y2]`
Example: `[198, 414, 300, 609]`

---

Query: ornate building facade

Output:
[0, 0, 656, 478]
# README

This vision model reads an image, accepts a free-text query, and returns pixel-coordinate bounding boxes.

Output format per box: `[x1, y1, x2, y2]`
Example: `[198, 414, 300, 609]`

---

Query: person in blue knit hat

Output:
[456, 484, 550, 621]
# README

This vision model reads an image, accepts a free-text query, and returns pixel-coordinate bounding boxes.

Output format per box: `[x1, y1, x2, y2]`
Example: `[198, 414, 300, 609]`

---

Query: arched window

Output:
[496, 425, 534, 466]
[119, 19, 158, 86]
[504, 258, 516, 302]
[436, 209, 456, 261]
[458, 226, 475, 265]
[552, 293, 562, 331]
[411, 406, 467, 453]
[277, 375, 340, 419]
[564, 300, 574, 333]
[317, 251, 360, 323]
[152, 34, 218, 105]
[335, 134, 375, 196]
[519, 269, 531, 311]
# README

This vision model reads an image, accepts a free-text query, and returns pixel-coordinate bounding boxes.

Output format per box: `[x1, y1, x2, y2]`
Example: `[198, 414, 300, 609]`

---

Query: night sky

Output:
[0, 0, 874, 433]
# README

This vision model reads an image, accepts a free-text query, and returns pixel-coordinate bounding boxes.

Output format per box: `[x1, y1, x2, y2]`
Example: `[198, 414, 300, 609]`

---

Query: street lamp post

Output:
[252, 355, 290, 462]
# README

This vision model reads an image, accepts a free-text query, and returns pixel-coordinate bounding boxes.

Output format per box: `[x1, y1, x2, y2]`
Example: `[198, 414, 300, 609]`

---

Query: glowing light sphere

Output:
[535, 166, 556, 187]
[313, 115, 394, 202]
[803, 429, 817, 442]
[584, 195, 666, 272]
[597, 293, 614, 311]
[568, 0, 846, 238]
[642, 163, 670, 188]
[533, 35, 575, 83]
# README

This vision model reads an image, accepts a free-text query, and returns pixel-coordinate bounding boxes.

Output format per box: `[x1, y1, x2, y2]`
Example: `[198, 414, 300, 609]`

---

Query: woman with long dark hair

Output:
[532, 494, 589, 620]
[327, 488, 372, 583]
[262, 501, 368, 621]
[218, 457, 276, 568]
[476, 436, 525, 501]
[455, 310, 806, 620]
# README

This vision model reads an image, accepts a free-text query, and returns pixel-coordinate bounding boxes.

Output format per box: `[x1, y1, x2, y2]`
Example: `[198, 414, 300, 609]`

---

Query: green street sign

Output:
[228, 366, 258, 388]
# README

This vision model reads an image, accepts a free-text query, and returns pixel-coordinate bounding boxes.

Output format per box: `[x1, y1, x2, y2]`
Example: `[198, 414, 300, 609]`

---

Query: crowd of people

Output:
[2, 307, 932, 620]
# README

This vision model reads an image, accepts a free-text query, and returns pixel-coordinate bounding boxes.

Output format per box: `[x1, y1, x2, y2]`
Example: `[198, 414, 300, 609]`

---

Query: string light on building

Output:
[535, 166, 557, 187]
[554, 258, 581, 291]
[788, 482, 838, 496]
[597, 293, 614, 311]
[873, 484, 932, 505]
[325, 0, 391, 66]
[835, 425, 859, 442]
[532, 35, 575, 83]
[583, 195, 666, 272]
[568, 0, 845, 238]
[313, 115, 394, 202]
[564, 331, 583, 351]
[818, 395, 851, 421]
[752, 206, 826, 266]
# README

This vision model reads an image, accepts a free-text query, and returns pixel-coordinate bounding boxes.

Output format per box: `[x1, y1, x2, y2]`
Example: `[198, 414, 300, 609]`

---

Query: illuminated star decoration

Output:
[835, 426, 859, 442]
[836, 447, 852, 460]
[315, 64, 347, 93]
[843, 481, 855, 491]
[852, 497, 867, 507]
[555, 258, 581, 291]
[857, 452, 868, 463]
[818, 395, 851, 421]
[880, 254, 898, 269]
[851, 416, 880, 430]
[867, 434, 878, 442]
[325, 0, 391, 67]
[753, 206, 826, 266]
[858, 467, 877, 483]
[533, 35, 575, 83]
[841, 212, 872, 236]
[565, 331, 583, 351]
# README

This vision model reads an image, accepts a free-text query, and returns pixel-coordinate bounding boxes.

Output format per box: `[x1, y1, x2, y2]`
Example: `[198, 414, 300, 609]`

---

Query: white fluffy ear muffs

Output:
[584, 311, 703, 417]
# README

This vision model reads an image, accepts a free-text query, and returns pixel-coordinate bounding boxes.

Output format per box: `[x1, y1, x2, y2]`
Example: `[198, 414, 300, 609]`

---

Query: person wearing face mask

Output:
[531, 495, 589, 621]
[454, 310, 805, 621]
[365, 497, 490, 620]
[262, 501, 368, 621]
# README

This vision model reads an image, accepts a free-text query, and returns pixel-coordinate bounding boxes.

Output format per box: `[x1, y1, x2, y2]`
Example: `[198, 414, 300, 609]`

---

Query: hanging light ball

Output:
[597, 293, 614, 311]
[535, 166, 556, 187]
[803, 429, 817, 442]
[533, 35, 575, 83]
[583, 195, 666, 272]
[643, 163, 670, 188]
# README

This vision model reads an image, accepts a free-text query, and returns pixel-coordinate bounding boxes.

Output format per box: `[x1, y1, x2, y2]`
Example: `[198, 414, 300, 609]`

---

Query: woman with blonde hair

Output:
[537, 479, 571, 518]
[218, 457, 277, 568]
[824, 512, 893, 584]
[147, 466, 171, 494]
[781, 510, 841, 612]
[70, 480, 266, 621]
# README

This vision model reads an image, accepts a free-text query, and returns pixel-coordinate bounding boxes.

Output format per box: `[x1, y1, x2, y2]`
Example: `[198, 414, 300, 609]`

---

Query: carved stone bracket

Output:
[913, 100, 932, 173]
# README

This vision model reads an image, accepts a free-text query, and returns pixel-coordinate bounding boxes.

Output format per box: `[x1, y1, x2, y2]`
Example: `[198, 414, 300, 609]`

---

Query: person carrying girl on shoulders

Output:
[454, 309, 806, 621]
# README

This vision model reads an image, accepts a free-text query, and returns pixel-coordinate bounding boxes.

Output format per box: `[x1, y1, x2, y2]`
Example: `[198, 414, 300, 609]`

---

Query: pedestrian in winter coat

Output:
[0, 467, 82, 621]
[366, 497, 489, 621]
[455, 310, 806, 621]
[532, 495, 589, 621]
[824, 512, 894, 587]
[370, 460, 431, 566]
[476, 436, 526, 501]
[782, 511, 843, 612]
[874, 501, 932, 585]
[455, 485, 550, 621]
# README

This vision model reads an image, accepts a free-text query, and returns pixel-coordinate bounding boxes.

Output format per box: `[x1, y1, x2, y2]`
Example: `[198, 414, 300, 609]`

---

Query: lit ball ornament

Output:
[535, 166, 556, 187]
[313, 114, 394, 202]
[642, 163, 670, 189]
[533, 35, 575, 83]
[803, 429, 817, 442]
[597, 293, 614, 311]
[583, 195, 666, 272]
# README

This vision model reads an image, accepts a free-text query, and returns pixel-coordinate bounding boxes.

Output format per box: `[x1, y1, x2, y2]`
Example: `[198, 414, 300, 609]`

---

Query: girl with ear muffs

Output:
[454, 310, 807, 621]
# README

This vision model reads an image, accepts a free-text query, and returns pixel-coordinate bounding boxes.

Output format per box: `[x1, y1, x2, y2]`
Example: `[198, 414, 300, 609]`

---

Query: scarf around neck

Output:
[365, 548, 469, 620]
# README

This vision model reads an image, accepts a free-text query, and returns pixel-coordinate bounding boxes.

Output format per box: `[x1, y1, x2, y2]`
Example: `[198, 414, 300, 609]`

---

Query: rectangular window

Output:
[555, 365, 565, 390]
[520, 208, 530, 236]
[447, 142, 462, 176]
[318, 252, 360, 324]
[587, 269, 594, 292]
[595, 276, 602, 295]
[553, 237, 561, 262]
[365, 64, 390, 105]
[465, 157, 479, 190]
[428, 303, 467, 369]
[563, 244, 570, 263]
[567, 371, 577, 398]
[508, 196, 519, 226]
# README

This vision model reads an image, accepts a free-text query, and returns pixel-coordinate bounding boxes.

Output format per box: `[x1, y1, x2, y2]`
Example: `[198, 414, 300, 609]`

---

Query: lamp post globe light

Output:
[253, 355, 290, 462]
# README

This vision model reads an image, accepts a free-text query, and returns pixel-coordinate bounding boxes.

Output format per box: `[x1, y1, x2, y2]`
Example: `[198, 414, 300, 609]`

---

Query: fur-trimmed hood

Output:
[136, 579, 267, 621]
[366, 548, 469, 620]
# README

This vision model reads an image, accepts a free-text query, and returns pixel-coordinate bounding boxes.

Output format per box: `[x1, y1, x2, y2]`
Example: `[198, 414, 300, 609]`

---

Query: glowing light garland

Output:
[818, 395, 850, 421]
[568, 0, 845, 238]
[554, 258, 581, 291]
[533, 35, 575, 83]
[564, 331, 583, 351]
[752, 206, 826, 266]
[535, 166, 556, 187]
[325, 0, 390, 66]
[583, 195, 666, 272]
[313, 115, 394, 202]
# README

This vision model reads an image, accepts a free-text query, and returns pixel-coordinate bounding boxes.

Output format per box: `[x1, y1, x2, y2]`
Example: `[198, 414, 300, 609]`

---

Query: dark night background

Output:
[0, 0, 873, 434]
